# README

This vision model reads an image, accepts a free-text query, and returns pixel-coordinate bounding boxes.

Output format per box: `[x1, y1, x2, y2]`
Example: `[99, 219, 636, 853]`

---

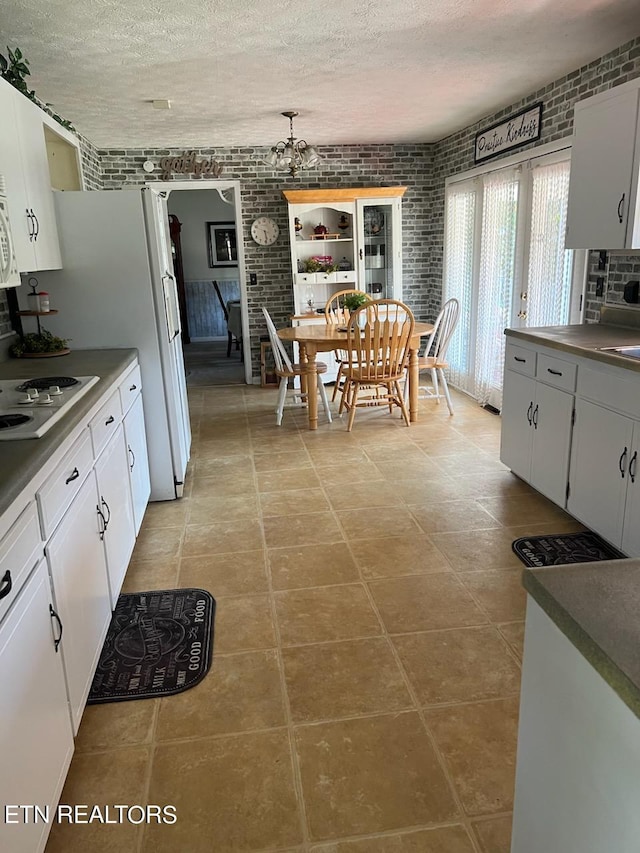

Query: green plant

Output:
[343, 292, 369, 311]
[0, 46, 75, 132]
[9, 328, 70, 358]
[0, 46, 36, 100]
[302, 257, 321, 273]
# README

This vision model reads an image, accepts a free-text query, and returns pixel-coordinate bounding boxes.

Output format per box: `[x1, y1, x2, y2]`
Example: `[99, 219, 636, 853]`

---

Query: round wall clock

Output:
[251, 216, 279, 246]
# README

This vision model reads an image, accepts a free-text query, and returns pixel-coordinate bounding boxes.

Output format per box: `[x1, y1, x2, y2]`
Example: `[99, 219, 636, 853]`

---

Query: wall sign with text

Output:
[474, 103, 543, 164]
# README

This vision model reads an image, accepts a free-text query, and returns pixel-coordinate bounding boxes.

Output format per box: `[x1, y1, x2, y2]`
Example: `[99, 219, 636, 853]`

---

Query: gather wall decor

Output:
[159, 151, 223, 179]
[474, 103, 543, 164]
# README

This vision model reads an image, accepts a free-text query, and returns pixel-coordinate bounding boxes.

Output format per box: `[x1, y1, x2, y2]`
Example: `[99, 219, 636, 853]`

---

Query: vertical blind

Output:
[526, 160, 573, 328]
[444, 153, 576, 409]
[475, 170, 520, 407]
[444, 185, 476, 392]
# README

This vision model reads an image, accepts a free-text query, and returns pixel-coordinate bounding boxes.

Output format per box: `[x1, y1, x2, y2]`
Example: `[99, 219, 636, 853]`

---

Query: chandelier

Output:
[261, 111, 322, 177]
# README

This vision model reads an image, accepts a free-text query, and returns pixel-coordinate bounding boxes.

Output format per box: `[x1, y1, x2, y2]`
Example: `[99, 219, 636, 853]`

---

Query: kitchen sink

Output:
[598, 346, 640, 360]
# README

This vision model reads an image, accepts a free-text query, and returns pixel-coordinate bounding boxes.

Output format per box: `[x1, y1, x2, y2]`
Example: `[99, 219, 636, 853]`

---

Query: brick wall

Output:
[79, 133, 103, 191]
[98, 145, 433, 376]
[431, 36, 640, 322]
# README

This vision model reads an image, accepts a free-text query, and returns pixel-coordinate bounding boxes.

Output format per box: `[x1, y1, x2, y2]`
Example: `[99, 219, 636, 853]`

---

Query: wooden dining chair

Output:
[261, 307, 333, 426]
[324, 289, 368, 401]
[339, 299, 415, 431]
[404, 297, 459, 414]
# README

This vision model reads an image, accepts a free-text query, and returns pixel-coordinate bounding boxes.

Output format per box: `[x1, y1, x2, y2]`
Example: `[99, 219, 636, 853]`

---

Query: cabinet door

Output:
[500, 369, 535, 481]
[622, 426, 640, 557]
[124, 393, 151, 535]
[568, 399, 633, 548]
[356, 198, 402, 300]
[14, 96, 62, 270]
[95, 424, 136, 607]
[46, 471, 111, 733]
[0, 559, 74, 853]
[0, 79, 35, 271]
[565, 87, 640, 249]
[530, 383, 574, 507]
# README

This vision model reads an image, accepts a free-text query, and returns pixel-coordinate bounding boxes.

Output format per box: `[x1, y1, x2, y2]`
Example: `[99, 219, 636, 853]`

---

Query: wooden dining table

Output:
[277, 321, 435, 430]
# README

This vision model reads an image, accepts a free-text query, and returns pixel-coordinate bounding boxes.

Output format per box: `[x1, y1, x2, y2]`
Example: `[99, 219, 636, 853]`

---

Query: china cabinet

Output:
[282, 187, 406, 316]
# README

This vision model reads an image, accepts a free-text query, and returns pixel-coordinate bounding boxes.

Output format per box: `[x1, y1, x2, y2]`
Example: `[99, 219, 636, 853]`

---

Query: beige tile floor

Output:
[45, 384, 584, 853]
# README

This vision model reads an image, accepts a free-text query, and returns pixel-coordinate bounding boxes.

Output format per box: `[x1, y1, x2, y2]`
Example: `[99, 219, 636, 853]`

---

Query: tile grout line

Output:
[251, 412, 312, 853]
[350, 554, 485, 852]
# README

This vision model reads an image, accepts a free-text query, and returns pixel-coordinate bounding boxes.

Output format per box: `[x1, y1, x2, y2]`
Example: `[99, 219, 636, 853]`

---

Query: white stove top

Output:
[0, 375, 100, 440]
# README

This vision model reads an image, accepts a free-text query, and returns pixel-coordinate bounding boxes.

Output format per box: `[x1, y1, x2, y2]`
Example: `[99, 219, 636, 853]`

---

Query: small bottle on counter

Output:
[27, 291, 41, 312]
[38, 292, 50, 312]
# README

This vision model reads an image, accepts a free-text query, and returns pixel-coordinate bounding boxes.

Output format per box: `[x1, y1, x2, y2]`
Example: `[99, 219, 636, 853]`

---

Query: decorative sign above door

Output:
[159, 151, 223, 180]
[474, 103, 543, 164]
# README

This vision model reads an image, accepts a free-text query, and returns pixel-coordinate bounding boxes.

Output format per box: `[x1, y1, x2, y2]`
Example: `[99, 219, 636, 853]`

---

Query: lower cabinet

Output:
[568, 399, 640, 554]
[500, 368, 574, 506]
[0, 559, 74, 853]
[512, 598, 640, 852]
[95, 424, 137, 607]
[124, 393, 151, 535]
[46, 472, 112, 733]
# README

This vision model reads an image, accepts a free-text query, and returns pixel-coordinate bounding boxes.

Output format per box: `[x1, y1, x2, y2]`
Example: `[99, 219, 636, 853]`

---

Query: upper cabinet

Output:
[565, 81, 640, 249]
[0, 77, 83, 273]
[282, 187, 406, 315]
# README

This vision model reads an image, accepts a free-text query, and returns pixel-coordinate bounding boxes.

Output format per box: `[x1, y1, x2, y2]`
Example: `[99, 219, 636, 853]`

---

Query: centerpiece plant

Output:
[342, 292, 370, 312]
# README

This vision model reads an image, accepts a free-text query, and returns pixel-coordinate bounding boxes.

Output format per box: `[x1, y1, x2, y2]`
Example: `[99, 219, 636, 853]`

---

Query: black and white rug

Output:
[88, 588, 215, 704]
[513, 532, 625, 568]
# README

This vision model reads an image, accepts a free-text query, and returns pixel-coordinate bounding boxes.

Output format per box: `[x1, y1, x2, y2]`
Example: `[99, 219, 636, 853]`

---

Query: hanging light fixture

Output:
[261, 111, 322, 177]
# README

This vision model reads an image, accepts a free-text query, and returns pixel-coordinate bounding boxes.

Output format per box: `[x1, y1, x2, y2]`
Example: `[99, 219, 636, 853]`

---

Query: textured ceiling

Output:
[1, 0, 639, 147]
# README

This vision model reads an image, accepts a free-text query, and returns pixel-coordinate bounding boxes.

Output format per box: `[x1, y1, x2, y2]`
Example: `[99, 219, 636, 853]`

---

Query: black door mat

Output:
[88, 588, 215, 704]
[513, 532, 626, 568]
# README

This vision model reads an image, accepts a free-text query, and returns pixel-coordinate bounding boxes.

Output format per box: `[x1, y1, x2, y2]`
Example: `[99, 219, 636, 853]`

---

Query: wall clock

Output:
[251, 216, 279, 246]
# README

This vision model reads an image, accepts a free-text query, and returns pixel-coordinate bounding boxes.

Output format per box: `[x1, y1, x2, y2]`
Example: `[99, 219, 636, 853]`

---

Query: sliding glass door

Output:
[444, 151, 582, 409]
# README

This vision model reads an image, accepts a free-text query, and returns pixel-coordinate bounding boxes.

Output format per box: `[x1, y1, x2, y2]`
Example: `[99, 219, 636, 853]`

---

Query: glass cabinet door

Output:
[356, 198, 402, 301]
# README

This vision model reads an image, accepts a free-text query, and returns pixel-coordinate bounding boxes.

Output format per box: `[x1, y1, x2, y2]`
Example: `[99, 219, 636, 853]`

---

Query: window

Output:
[443, 150, 584, 409]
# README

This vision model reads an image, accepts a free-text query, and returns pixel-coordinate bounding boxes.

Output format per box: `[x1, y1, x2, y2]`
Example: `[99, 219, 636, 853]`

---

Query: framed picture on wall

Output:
[207, 221, 238, 267]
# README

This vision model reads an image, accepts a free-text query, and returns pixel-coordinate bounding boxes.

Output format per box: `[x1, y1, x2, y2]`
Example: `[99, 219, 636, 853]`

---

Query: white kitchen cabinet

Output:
[14, 96, 62, 270]
[95, 424, 136, 607]
[565, 81, 640, 249]
[0, 559, 74, 853]
[500, 345, 575, 506]
[0, 77, 82, 273]
[124, 392, 151, 535]
[282, 188, 406, 315]
[568, 398, 639, 552]
[46, 471, 112, 733]
[512, 598, 640, 853]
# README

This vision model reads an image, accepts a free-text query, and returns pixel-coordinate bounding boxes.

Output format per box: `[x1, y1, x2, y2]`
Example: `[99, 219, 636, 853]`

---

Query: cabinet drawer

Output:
[577, 364, 640, 418]
[119, 363, 142, 415]
[296, 272, 317, 285]
[336, 271, 356, 282]
[536, 353, 577, 392]
[89, 390, 122, 458]
[505, 343, 536, 377]
[0, 502, 42, 623]
[37, 429, 93, 537]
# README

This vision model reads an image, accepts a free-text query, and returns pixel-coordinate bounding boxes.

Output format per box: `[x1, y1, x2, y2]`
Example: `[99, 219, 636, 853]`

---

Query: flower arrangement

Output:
[302, 255, 339, 273]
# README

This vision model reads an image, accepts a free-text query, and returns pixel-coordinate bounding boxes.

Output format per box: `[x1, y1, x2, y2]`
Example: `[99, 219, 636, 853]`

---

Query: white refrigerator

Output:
[32, 188, 191, 501]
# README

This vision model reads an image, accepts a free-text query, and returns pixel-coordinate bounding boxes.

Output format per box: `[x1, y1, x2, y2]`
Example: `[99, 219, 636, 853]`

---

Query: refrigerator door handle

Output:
[161, 272, 181, 342]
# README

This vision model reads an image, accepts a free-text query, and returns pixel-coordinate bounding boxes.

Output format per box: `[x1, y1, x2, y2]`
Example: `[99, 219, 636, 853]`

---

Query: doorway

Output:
[147, 180, 251, 387]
